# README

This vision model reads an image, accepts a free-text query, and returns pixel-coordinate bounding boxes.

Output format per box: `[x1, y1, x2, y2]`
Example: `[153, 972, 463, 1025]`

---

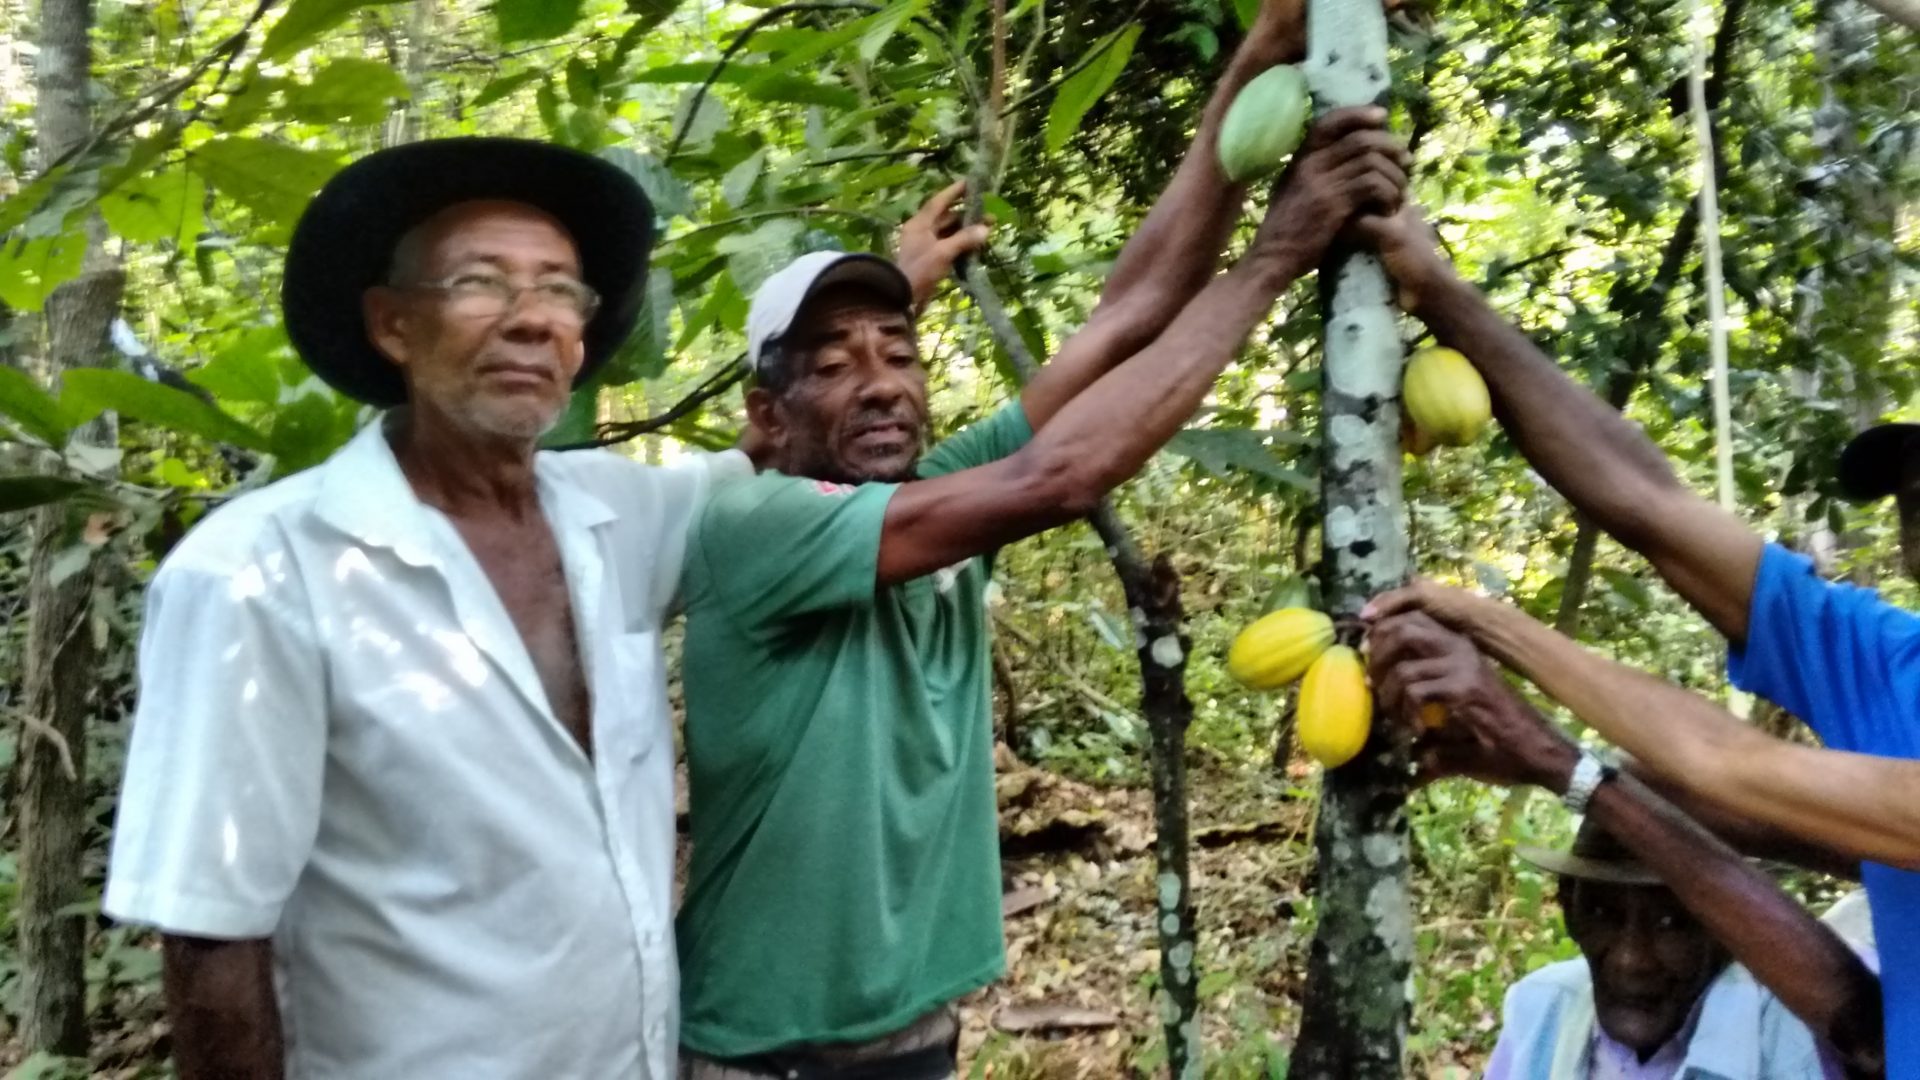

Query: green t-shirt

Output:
[676, 402, 1033, 1057]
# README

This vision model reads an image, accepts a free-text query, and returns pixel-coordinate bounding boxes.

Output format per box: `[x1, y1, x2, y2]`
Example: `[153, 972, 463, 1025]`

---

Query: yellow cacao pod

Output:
[1217, 65, 1311, 183]
[1403, 346, 1492, 447]
[1227, 607, 1334, 691]
[1298, 645, 1372, 768]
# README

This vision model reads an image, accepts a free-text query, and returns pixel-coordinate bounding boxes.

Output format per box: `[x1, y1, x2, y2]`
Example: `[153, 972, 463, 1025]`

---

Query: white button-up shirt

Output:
[105, 418, 747, 1080]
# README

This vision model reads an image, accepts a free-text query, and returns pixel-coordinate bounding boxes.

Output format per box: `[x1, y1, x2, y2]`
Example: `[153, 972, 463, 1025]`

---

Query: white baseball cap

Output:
[745, 251, 914, 378]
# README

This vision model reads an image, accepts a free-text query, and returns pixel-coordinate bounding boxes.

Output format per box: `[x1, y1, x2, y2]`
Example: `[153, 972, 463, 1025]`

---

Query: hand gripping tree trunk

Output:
[1289, 0, 1415, 1073]
[20, 0, 124, 1056]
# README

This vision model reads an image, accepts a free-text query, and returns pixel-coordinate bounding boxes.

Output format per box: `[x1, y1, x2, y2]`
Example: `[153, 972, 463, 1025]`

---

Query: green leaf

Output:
[721, 149, 766, 209]
[600, 147, 692, 220]
[0, 231, 88, 312]
[859, 0, 922, 62]
[190, 138, 343, 226]
[542, 378, 603, 447]
[0, 366, 73, 447]
[188, 326, 288, 406]
[602, 267, 676, 384]
[268, 392, 352, 475]
[497, 0, 584, 43]
[716, 217, 804, 295]
[259, 0, 408, 63]
[565, 57, 599, 107]
[100, 166, 205, 246]
[1045, 24, 1141, 153]
[0, 475, 94, 516]
[471, 69, 542, 108]
[624, 0, 687, 37]
[60, 369, 271, 452]
[1165, 427, 1311, 489]
[1232, 0, 1260, 32]
[750, 0, 920, 85]
[281, 58, 411, 124]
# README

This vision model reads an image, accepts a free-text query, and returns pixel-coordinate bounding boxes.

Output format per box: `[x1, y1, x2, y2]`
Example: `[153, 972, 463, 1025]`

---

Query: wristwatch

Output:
[1561, 751, 1615, 814]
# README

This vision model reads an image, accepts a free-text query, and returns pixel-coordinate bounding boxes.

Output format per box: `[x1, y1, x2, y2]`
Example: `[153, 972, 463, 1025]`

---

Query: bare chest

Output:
[450, 517, 593, 754]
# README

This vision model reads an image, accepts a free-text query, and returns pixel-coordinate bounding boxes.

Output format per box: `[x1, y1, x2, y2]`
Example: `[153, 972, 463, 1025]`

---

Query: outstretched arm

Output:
[1017, 0, 1405, 431]
[1366, 612, 1885, 1076]
[1370, 581, 1920, 871]
[1356, 204, 1763, 643]
[875, 112, 1405, 584]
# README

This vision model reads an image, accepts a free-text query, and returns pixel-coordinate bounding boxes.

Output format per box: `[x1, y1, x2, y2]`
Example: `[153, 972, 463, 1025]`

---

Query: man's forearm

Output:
[1582, 774, 1884, 1073]
[1019, 15, 1301, 429]
[1413, 277, 1681, 537]
[1093, 21, 1298, 336]
[1412, 277, 1763, 638]
[1629, 765, 1861, 879]
[163, 935, 285, 1080]
[1475, 599, 1920, 869]
[1026, 255, 1299, 498]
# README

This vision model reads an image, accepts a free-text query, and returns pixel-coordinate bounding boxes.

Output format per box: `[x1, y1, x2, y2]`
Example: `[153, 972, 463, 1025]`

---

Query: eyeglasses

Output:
[402, 272, 601, 325]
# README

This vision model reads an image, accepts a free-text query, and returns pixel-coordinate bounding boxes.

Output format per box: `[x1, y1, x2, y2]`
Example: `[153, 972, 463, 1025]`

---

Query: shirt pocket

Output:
[606, 630, 670, 765]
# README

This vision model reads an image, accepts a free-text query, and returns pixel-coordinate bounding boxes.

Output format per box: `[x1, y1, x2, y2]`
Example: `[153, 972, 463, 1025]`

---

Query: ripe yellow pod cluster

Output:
[1401, 346, 1493, 453]
[1297, 645, 1373, 768]
[1227, 607, 1335, 690]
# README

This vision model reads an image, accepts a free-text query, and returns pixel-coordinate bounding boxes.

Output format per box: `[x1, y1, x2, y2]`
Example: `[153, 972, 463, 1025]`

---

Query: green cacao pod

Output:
[1227, 606, 1335, 691]
[1403, 346, 1493, 447]
[1217, 65, 1311, 183]
[1298, 645, 1372, 768]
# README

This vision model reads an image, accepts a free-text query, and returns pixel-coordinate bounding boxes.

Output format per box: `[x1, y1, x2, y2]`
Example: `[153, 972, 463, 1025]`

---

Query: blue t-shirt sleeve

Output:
[1728, 543, 1920, 757]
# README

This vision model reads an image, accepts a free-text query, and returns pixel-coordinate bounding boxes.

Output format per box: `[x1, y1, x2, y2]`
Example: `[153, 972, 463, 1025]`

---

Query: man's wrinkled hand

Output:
[1247, 107, 1409, 282]
[1362, 577, 1496, 637]
[895, 180, 991, 312]
[1351, 202, 1458, 315]
[1366, 610, 1576, 789]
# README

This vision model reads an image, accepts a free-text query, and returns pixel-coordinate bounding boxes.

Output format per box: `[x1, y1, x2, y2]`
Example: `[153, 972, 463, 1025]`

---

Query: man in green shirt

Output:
[675, 4, 1411, 1075]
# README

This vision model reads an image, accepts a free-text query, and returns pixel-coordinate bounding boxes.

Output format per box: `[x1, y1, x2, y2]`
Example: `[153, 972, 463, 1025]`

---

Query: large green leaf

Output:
[100, 166, 205, 246]
[190, 138, 343, 226]
[0, 475, 95, 515]
[281, 58, 411, 125]
[1045, 24, 1141, 153]
[259, 0, 408, 62]
[0, 231, 89, 313]
[625, 0, 688, 39]
[600, 147, 693, 220]
[497, 0, 584, 44]
[268, 392, 354, 475]
[0, 366, 72, 447]
[188, 326, 288, 406]
[1166, 427, 1312, 489]
[61, 369, 270, 452]
[471, 70, 542, 108]
[749, 0, 922, 85]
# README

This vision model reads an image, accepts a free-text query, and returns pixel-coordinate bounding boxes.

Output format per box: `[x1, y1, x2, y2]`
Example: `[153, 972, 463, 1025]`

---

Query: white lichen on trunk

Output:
[1289, 0, 1415, 1072]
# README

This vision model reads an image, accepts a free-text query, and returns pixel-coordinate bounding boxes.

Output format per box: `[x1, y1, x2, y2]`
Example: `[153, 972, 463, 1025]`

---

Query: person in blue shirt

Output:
[1348, 201, 1920, 1077]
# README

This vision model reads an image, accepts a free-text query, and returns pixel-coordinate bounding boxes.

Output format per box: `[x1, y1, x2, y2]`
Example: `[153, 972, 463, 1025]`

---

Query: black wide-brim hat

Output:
[1837, 423, 1920, 503]
[282, 138, 654, 408]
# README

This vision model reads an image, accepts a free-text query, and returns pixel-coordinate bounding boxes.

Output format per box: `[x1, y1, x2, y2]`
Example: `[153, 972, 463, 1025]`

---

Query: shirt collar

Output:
[312, 415, 617, 564]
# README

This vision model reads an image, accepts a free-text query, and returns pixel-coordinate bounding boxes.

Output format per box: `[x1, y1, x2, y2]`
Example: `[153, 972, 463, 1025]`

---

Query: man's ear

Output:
[744, 386, 786, 450]
[363, 287, 413, 371]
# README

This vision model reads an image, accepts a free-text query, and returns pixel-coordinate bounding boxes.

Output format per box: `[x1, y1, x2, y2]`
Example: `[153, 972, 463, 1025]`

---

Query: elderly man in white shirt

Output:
[103, 138, 747, 1080]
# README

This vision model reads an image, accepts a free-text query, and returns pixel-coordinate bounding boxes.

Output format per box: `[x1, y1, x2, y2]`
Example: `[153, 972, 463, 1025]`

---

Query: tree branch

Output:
[664, 2, 883, 160]
[551, 362, 748, 451]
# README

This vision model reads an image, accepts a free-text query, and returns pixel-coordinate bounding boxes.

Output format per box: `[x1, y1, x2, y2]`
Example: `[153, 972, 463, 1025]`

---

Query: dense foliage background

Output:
[0, 0, 1914, 1074]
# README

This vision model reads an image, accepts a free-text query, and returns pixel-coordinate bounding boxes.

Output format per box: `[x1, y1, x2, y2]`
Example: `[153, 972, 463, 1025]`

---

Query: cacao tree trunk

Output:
[957, 263, 1203, 1079]
[1288, 0, 1412, 1073]
[19, 0, 124, 1056]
